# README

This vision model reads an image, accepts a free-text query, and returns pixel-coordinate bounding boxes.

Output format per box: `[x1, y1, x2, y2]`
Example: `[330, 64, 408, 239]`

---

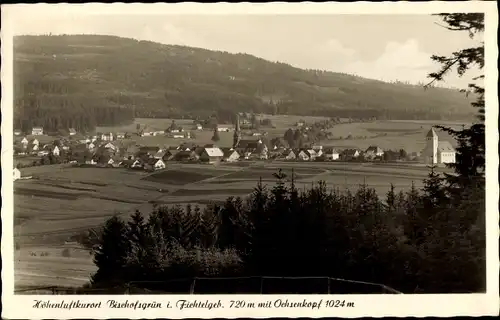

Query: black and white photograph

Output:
[1, 2, 498, 318]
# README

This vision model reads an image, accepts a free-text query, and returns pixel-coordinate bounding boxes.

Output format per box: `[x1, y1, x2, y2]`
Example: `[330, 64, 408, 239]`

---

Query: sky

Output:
[8, 10, 484, 88]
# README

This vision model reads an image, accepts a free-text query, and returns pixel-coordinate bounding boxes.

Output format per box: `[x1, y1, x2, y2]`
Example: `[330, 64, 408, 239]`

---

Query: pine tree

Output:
[91, 215, 131, 287]
[426, 13, 485, 191]
[211, 126, 220, 142]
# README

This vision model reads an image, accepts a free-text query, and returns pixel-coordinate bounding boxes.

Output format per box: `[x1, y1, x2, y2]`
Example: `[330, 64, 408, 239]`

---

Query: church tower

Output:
[233, 113, 241, 149]
[425, 128, 439, 164]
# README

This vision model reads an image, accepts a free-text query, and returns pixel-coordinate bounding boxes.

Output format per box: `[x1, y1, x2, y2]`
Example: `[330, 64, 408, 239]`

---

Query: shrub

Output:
[62, 248, 71, 257]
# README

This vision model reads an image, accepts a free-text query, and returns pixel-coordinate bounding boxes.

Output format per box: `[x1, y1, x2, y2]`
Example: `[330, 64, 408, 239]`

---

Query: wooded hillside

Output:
[14, 35, 475, 132]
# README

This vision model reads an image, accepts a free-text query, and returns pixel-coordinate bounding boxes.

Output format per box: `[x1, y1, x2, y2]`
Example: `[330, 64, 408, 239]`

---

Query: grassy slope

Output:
[14, 34, 475, 121]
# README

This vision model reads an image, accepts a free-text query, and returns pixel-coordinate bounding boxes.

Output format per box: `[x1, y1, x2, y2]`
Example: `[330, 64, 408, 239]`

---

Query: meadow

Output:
[13, 116, 464, 291]
[13, 158, 445, 291]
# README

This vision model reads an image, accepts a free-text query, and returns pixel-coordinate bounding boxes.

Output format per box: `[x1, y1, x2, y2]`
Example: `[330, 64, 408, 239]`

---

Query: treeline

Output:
[14, 96, 134, 133]
[86, 168, 485, 294]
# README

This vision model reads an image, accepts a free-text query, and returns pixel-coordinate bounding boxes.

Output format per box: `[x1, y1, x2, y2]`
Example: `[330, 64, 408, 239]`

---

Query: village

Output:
[12, 114, 456, 181]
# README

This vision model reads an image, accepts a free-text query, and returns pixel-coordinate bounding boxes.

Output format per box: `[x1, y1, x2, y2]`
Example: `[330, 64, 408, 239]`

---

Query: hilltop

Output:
[14, 35, 475, 132]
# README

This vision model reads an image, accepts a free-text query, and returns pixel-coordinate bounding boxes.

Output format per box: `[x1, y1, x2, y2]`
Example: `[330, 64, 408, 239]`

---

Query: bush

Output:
[62, 248, 71, 257]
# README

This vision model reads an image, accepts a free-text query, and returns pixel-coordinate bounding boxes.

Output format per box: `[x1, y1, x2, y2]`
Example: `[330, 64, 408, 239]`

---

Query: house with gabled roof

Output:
[21, 137, 29, 146]
[69, 128, 77, 136]
[283, 149, 297, 160]
[341, 149, 361, 161]
[365, 146, 384, 159]
[221, 148, 240, 162]
[144, 158, 166, 171]
[323, 147, 340, 161]
[200, 147, 224, 164]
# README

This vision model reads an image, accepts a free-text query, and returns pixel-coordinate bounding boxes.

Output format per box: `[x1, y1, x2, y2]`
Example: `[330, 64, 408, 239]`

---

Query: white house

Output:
[37, 150, 49, 156]
[297, 150, 310, 161]
[217, 126, 231, 132]
[222, 149, 240, 162]
[21, 137, 29, 146]
[32, 139, 39, 146]
[323, 148, 340, 161]
[306, 149, 318, 161]
[365, 146, 384, 159]
[422, 128, 456, 165]
[284, 150, 297, 160]
[101, 133, 114, 141]
[103, 142, 117, 151]
[14, 129, 22, 136]
[31, 127, 44, 135]
[145, 159, 166, 171]
[312, 146, 324, 157]
[116, 132, 126, 139]
[196, 124, 203, 130]
[200, 147, 224, 164]
[173, 134, 185, 139]
[69, 128, 77, 136]
[13, 168, 21, 181]
[131, 159, 144, 169]
[87, 142, 96, 150]
[52, 146, 60, 156]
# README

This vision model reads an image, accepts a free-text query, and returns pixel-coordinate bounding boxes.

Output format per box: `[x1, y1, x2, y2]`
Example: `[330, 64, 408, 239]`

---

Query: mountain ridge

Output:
[13, 34, 475, 132]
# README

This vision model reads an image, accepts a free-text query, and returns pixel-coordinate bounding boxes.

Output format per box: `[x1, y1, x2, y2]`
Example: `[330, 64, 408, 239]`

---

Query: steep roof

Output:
[204, 147, 224, 157]
[426, 128, 438, 138]
[438, 141, 455, 152]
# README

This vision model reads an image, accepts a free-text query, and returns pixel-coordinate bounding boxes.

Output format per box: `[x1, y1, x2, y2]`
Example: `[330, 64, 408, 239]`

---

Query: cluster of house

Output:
[76, 137, 403, 172]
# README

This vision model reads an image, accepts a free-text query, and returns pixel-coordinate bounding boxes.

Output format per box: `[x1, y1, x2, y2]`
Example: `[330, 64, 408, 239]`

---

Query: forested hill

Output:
[14, 34, 475, 132]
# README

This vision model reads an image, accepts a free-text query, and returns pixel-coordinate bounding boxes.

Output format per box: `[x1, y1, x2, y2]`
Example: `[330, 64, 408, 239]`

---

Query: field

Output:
[13, 158, 453, 291]
[13, 117, 464, 290]
[95, 117, 466, 153]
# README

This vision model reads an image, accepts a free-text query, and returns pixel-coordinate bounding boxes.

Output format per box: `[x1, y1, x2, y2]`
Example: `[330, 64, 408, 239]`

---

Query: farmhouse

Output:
[152, 131, 165, 136]
[116, 132, 126, 139]
[200, 147, 224, 164]
[13, 168, 21, 181]
[422, 128, 456, 165]
[69, 128, 77, 136]
[342, 149, 361, 161]
[32, 138, 40, 146]
[21, 137, 29, 146]
[297, 150, 311, 161]
[306, 149, 317, 160]
[87, 142, 96, 150]
[283, 149, 297, 160]
[365, 146, 384, 159]
[31, 127, 44, 135]
[131, 159, 144, 169]
[221, 148, 240, 162]
[323, 148, 340, 161]
[217, 126, 231, 132]
[14, 129, 22, 136]
[196, 124, 203, 130]
[144, 159, 166, 171]
[312, 146, 324, 157]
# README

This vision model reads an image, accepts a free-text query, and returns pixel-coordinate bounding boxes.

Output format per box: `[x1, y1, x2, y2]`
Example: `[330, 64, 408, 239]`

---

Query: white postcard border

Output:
[1, 2, 499, 319]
